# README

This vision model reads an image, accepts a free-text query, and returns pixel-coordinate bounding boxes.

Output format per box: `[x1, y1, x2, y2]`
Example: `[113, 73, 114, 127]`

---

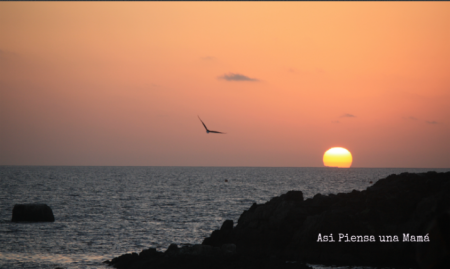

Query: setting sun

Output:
[323, 147, 353, 168]
[0, 2, 449, 168]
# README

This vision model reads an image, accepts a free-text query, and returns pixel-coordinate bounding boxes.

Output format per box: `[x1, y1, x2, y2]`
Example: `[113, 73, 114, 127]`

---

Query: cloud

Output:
[403, 116, 418, 121]
[0, 49, 19, 61]
[0, 49, 18, 56]
[403, 117, 438, 124]
[201, 56, 216, 61]
[340, 113, 356, 118]
[218, 73, 259, 82]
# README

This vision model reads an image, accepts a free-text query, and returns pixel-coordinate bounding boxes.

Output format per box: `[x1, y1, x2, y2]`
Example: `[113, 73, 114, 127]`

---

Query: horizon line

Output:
[1, 165, 449, 169]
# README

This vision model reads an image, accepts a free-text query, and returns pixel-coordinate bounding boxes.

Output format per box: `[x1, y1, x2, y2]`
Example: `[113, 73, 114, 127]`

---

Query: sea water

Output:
[1, 166, 449, 269]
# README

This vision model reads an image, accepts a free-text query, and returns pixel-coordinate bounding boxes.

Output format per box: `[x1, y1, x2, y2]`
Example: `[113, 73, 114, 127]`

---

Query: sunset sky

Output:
[1, 2, 449, 168]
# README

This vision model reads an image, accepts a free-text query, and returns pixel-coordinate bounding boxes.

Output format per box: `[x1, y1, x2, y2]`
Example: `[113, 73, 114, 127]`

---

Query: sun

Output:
[323, 147, 353, 168]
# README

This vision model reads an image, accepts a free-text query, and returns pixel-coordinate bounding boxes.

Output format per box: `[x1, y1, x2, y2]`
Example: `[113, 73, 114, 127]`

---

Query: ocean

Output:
[1, 166, 449, 269]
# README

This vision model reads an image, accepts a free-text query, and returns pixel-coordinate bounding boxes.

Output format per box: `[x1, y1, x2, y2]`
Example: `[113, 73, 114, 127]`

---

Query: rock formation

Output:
[104, 244, 312, 269]
[106, 171, 450, 268]
[202, 171, 450, 267]
[12, 204, 55, 222]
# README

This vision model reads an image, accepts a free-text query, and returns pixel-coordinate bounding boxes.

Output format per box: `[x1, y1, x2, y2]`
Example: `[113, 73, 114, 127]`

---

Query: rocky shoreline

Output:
[104, 244, 312, 269]
[105, 171, 450, 269]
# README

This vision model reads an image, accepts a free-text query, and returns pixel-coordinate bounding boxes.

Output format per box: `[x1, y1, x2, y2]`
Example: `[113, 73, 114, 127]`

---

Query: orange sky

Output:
[1, 2, 449, 167]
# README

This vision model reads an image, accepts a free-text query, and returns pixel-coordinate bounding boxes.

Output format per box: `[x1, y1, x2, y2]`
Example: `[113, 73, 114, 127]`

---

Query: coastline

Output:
[105, 171, 450, 269]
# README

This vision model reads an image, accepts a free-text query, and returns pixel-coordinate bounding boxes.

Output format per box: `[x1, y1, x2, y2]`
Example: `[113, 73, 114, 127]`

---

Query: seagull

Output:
[198, 116, 226, 134]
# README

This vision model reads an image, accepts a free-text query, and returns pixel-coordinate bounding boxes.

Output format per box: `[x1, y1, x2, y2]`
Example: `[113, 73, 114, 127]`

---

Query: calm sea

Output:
[1, 166, 449, 269]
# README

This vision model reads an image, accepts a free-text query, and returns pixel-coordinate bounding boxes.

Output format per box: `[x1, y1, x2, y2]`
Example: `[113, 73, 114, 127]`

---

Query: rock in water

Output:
[12, 204, 55, 222]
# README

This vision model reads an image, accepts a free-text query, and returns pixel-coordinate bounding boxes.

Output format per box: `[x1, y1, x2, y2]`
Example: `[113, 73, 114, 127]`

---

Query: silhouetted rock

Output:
[201, 220, 234, 247]
[105, 244, 312, 269]
[163, 243, 178, 257]
[416, 210, 450, 269]
[221, 219, 234, 231]
[106, 171, 450, 268]
[219, 171, 450, 267]
[105, 252, 139, 269]
[11, 204, 55, 222]
[284, 190, 304, 202]
[221, 243, 237, 255]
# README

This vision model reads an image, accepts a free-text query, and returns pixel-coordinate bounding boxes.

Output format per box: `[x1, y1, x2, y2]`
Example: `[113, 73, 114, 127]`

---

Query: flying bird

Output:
[198, 116, 226, 134]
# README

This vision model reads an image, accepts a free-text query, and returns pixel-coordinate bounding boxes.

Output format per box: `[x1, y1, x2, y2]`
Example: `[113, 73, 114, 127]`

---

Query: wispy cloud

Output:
[218, 73, 259, 82]
[201, 56, 216, 61]
[403, 117, 439, 125]
[403, 116, 418, 121]
[149, 83, 161, 89]
[0, 49, 18, 61]
[340, 113, 356, 118]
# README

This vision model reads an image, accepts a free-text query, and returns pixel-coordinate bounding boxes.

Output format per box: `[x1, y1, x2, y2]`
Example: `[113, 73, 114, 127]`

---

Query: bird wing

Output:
[198, 116, 209, 131]
[209, 130, 226, 134]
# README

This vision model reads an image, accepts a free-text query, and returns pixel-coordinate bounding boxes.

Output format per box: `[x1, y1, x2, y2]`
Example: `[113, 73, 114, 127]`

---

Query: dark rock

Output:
[106, 244, 313, 269]
[12, 204, 55, 222]
[202, 228, 233, 247]
[221, 243, 237, 255]
[107, 252, 139, 268]
[138, 247, 159, 259]
[201, 236, 213, 246]
[220, 219, 234, 231]
[416, 211, 450, 269]
[216, 171, 450, 267]
[284, 190, 304, 202]
[107, 171, 450, 269]
[164, 243, 179, 257]
[202, 219, 234, 247]
[191, 244, 213, 256]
